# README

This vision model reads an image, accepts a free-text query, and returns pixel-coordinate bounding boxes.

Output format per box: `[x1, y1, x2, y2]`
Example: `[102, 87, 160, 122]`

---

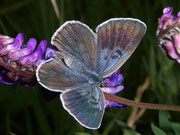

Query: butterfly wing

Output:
[37, 21, 98, 92]
[96, 18, 147, 78]
[51, 21, 98, 71]
[60, 86, 105, 129]
[36, 58, 88, 92]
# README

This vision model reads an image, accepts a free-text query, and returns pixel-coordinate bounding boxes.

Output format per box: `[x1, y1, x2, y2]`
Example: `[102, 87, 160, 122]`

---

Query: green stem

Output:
[104, 92, 180, 111]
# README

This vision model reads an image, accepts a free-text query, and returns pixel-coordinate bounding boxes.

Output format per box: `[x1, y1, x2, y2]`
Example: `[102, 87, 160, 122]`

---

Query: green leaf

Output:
[159, 111, 171, 129]
[151, 123, 167, 135]
[171, 122, 180, 135]
[159, 110, 174, 135]
[116, 120, 137, 135]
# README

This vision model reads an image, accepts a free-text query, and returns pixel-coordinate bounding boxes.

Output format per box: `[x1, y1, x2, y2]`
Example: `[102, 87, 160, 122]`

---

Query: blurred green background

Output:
[0, 0, 180, 135]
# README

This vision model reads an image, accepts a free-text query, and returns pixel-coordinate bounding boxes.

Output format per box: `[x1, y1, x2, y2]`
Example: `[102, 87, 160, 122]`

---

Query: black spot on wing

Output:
[116, 50, 122, 56]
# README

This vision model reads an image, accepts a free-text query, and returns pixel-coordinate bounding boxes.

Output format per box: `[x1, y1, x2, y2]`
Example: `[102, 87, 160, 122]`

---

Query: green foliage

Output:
[159, 111, 174, 134]
[151, 111, 180, 135]
[171, 122, 180, 135]
[151, 123, 167, 135]
[0, 0, 179, 135]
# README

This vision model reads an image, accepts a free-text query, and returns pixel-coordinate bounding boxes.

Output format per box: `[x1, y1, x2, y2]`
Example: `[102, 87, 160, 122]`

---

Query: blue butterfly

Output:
[36, 18, 146, 129]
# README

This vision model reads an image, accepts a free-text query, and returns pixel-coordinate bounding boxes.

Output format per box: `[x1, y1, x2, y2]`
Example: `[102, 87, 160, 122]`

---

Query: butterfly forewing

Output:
[61, 86, 105, 129]
[96, 18, 147, 78]
[51, 21, 98, 71]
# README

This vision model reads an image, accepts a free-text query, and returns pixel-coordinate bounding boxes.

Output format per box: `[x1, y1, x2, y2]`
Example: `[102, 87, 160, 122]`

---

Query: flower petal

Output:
[102, 85, 124, 95]
[45, 46, 55, 59]
[0, 34, 14, 45]
[0, 33, 23, 55]
[8, 38, 37, 60]
[104, 69, 123, 87]
[19, 40, 47, 66]
[164, 41, 179, 59]
[173, 34, 180, 55]
[163, 7, 173, 14]
[105, 99, 125, 109]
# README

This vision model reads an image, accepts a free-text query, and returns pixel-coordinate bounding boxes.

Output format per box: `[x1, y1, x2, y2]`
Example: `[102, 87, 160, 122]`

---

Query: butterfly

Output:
[36, 18, 146, 129]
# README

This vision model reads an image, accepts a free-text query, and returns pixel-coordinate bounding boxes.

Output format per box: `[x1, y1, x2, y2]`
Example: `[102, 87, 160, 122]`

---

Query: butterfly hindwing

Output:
[60, 86, 105, 129]
[36, 58, 88, 92]
[96, 18, 147, 78]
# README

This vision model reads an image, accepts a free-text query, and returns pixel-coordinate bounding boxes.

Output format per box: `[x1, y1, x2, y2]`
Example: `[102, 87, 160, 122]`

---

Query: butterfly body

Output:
[36, 18, 146, 129]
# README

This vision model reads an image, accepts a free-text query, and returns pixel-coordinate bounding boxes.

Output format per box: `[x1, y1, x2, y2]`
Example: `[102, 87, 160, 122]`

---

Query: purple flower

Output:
[102, 69, 125, 109]
[0, 34, 14, 45]
[0, 33, 54, 86]
[157, 7, 180, 63]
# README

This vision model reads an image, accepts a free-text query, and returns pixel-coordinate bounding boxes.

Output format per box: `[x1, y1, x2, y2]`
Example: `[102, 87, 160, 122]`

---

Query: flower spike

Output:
[157, 7, 180, 63]
[0, 33, 53, 86]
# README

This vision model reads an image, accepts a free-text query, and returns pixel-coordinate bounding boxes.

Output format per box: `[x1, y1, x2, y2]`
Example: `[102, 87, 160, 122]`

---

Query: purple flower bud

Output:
[105, 99, 125, 109]
[102, 69, 125, 109]
[102, 85, 124, 95]
[177, 12, 180, 17]
[0, 33, 23, 55]
[163, 41, 179, 59]
[157, 7, 174, 31]
[157, 7, 180, 63]
[45, 45, 56, 59]
[0, 34, 14, 45]
[35, 45, 57, 67]
[163, 7, 172, 14]
[20, 40, 47, 66]
[173, 34, 180, 55]
[104, 69, 123, 87]
[8, 38, 37, 60]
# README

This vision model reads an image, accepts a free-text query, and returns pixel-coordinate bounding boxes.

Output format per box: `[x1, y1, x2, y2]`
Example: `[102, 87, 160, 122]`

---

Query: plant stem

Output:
[127, 77, 150, 128]
[50, 0, 60, 21]
[104, 92, 180, 111]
